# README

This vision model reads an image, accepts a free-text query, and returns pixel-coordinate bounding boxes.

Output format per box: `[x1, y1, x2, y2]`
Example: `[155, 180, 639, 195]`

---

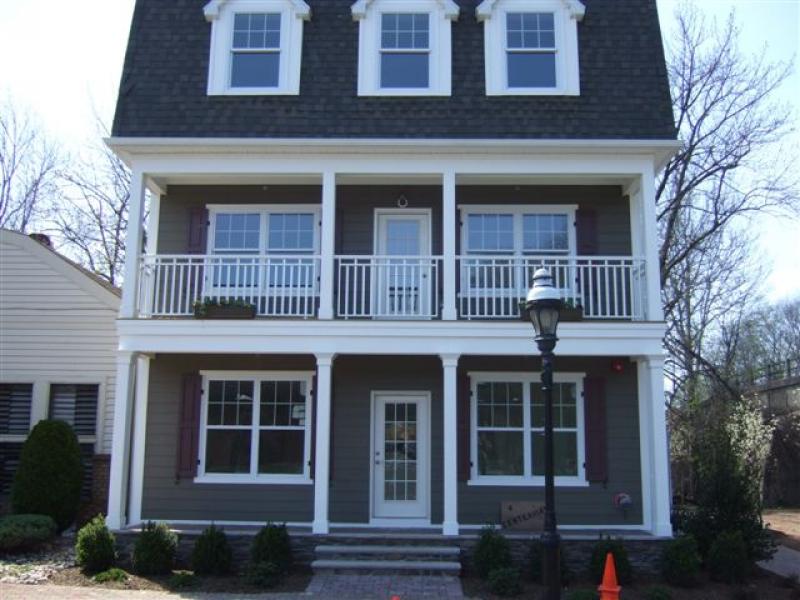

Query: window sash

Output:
[199, 374, 312, 480]
[463, 208, 573, 256]
[471, 374, 584, 482]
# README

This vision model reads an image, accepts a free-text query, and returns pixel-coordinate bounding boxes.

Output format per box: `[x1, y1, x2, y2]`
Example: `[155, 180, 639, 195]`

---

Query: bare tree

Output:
[51, 119, 133, 286]
[0, 99, 61, 232]
[658, 3, 798, 403]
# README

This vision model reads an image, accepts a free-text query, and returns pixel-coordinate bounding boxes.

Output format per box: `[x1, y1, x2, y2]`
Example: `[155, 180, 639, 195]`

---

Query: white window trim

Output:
[352, 0, 459, 96]
[459, 204, 578, 256]
[204, 0, 310, 96]
[195, 370, 314, 485]
[467, 371, 588, 487]
[477, 0, 584, 96]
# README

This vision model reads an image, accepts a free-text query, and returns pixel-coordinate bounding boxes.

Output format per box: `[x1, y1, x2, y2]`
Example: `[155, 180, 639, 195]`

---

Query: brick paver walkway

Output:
[0, 575, 465, 600]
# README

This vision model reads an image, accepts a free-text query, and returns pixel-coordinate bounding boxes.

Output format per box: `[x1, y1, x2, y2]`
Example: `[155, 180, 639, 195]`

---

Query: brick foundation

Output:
[90, 454, 111, 511]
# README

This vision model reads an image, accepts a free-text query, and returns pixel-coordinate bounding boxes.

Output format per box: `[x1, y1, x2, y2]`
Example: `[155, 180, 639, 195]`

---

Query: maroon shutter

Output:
[187, 207, 209, 254]
[584, 376, 608, 483]
[310, 375, 317, 479]
[457, 372, 471, 481]
[176, 373, 202, 480]
[576, 208, 598, 255]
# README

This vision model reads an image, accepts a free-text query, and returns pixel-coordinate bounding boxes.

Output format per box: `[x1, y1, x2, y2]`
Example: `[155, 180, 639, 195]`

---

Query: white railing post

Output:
[442, 171, 457, 320]
[319, 172, 336, 319]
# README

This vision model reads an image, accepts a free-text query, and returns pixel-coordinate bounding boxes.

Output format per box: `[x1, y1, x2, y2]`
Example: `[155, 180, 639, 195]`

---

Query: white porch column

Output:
[637, 356, 672, 537]
[440, 354, 460, 535]
[318, 172, 336, 320]
[442, 171, 457, 321]
[107, 351, 136, 530]
[313, 353, 334, 534]
[120, 169, 147, 319]
[128, 355, 151, 526]
[145, 193, 161, 255]
[635, 170, 664, 321]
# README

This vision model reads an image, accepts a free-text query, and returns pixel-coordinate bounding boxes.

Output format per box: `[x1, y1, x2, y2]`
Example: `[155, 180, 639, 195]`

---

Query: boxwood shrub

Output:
[191, 524, 232, 575]
[75, 515, 116, 573]
[661, 534, 700, 587]
[132, 522, 178, 575]
[251, 523, 292, 575]
[473, 526, 512, 579]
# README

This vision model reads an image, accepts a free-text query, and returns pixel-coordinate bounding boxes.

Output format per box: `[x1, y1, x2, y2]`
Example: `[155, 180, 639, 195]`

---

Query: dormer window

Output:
[352, 0, 459, 96]
[204, 0, 310, 96]
[477, 0, 584, 96]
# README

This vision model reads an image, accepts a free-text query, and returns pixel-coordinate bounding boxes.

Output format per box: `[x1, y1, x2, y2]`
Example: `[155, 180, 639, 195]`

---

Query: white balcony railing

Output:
[335, 255, 442, 319]
[138, 254, 320, 318]
[457, 255, 646, 320]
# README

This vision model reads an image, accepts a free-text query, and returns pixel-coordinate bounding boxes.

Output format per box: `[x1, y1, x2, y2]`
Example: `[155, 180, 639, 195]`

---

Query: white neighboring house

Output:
[0, 229, 120, 510]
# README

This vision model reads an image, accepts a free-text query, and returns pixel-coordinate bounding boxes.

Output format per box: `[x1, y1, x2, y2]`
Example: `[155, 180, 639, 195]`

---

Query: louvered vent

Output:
[0, 383, 33, 435]
[49, 384, 98, 437]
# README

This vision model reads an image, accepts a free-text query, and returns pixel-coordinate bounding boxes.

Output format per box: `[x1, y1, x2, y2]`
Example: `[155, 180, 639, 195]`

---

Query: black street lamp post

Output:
[525, 268, 563, 600]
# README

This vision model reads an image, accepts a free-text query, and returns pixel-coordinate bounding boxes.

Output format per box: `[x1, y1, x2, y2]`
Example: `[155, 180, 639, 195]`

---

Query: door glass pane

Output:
[383, 401, 418, 501]
[385, 220, 421, 255]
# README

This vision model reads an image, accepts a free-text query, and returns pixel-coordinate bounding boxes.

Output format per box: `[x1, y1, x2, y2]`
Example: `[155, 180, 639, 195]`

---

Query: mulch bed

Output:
[462, 569, 800, 599]
[49, 567, 312, 594]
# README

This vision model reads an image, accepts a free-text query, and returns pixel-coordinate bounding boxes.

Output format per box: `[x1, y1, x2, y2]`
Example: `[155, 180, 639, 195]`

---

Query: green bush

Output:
[661, 534, 700, 587]
[76, 515, 116, 573]
[247, 561, 282, 588]
[132, 521, 178, 575]
[528, 539, 572, 584]
[191, 524, 232, 575]
[645, 585, 672, 600]
[473, 526, 512, 578]
[11, 420, 83, 531]
[93, 568, 128, 583]
[589, 537, 633, 585]
[565, 590, 598, 600]
[707, 530, 749, 583]
[168, 571, 198, 589]
[487, 566, 523, 597]
[0, 514, 57, 553]
[251, 523, 292, 574]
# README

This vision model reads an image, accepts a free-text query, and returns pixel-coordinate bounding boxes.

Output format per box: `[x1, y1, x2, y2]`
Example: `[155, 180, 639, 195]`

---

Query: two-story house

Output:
[106, 0, 677, 546]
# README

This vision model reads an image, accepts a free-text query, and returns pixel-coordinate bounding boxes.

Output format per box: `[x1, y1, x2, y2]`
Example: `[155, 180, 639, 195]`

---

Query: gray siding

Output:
[142, 354, 316, 522]
[156, 185, 630, 257]
[330, 355, 444, 524]
[458, 356, 642, 526]
[457, 186, 631, 255]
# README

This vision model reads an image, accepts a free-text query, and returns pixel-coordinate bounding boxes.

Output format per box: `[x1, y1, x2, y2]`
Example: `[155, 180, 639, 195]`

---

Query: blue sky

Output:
[1, 0, 797, 299]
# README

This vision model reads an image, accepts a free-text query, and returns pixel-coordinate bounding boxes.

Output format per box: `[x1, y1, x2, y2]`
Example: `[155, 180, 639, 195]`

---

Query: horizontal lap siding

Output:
[458, 356, 643, 526]
[141, 354, 316, 522]
[329, 355, 444, 524]
[457, 186, 631, 255]
[0, 240, 119, 454]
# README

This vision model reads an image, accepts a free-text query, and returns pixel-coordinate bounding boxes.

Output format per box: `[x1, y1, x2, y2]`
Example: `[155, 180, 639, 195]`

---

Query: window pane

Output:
[506, 12, 555, 49]
[478, 431, 524, 475]
[214, 213, 260, 250]
[476, 382, 523, 427]
[381, 12, 429, 49]
[260, 380, 306, 427]
[0, 383, 32, 435]
[268, 213, 315, 251]
[523, 214, 569, 252]
[231, 52, 279, 88]
[258, 430, 304, 474]
[507, 52, 556, 88]
[532, 431, 578, 476]
[381, 53, 429, 88]
[206, 430, 251, 473]
[207, 380, 253, 427]
[233, 13, 281, 49]
[466, 214, 514, 252]
[49, 384, 98, 437]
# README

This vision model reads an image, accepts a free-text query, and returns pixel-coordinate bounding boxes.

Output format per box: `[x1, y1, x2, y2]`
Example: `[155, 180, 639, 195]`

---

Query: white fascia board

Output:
[117, 319, 666, 356]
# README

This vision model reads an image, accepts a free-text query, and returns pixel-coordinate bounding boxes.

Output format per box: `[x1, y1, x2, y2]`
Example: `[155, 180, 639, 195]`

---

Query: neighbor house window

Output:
[49, 384, 99, 438]
[352, 0, 459, 96]
[0, 383, 33, 495]
[471, 373, 586, 485]
[204, 0, 310, 95]
[198, 371, 313, 482]
[477, 0, 585, 95]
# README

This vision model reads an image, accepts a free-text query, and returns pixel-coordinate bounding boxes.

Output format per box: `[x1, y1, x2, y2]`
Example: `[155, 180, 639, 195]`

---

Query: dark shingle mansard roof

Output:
[111, 0, 677, 140]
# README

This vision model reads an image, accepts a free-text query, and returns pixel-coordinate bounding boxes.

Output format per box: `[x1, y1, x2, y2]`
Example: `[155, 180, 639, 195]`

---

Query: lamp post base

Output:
[541, 530, 562, 599]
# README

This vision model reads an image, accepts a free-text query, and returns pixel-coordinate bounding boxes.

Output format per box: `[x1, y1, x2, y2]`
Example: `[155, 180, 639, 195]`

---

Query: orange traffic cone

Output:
[597, 552, 621, 600]
[391, 596, 401, 600]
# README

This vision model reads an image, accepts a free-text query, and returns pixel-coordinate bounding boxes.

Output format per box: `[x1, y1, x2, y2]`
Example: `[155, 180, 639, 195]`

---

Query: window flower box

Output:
[193, 298, 257, 319]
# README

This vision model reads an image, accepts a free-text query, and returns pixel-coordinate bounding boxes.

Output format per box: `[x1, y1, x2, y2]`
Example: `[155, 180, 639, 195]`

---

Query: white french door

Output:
[374, 211, 432, 317]
[372, 392, 430, 520]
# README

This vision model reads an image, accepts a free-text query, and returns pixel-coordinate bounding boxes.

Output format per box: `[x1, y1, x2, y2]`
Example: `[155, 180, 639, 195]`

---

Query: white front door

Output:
[372, 392, 430, 520]
[374, 211, 432, 317]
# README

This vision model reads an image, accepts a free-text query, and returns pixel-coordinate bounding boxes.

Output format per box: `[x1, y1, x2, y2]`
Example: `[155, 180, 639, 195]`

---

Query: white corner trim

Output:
[205, 0, 311, 21]
[352, 0, 459, 20]
[476, 0, 585, 21]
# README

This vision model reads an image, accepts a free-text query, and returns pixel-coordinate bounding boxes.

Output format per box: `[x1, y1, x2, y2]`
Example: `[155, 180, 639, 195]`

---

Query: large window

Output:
[477, 0, 585, 96]
[205, 0, 310, 95]
[198, 372, 313, 483]
[463, 207, 575, 256]
[353, 0, 459, 96]
[471, 373, 586, 485]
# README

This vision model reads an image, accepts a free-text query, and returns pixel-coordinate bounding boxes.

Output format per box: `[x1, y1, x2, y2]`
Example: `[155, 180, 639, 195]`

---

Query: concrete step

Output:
[316, 544, 461, 560]
[311, 558, 462, 575]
